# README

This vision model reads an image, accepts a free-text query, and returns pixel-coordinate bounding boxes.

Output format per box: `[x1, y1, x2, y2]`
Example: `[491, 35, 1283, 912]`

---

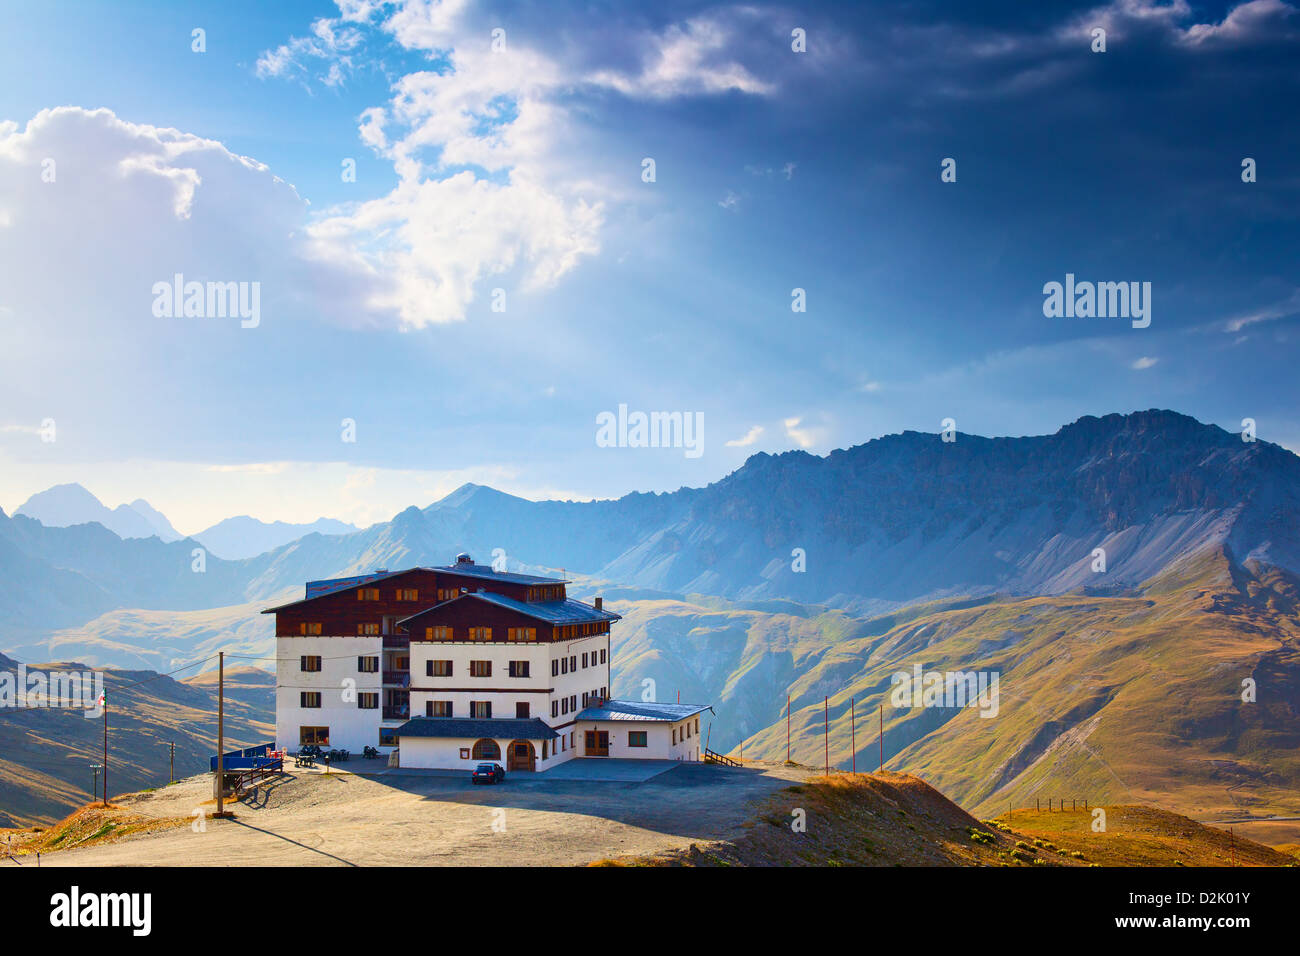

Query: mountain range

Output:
[7, 410, 1298, 620]
[2, 409, 1298, 831]
[12, 482, 360, 559]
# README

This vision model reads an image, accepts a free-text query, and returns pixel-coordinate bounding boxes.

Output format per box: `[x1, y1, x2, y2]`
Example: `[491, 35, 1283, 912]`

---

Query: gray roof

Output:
[261, 561, 570, 614]
[431, 562, 569, 586]
[575, 700, 713, 722]
[395, 717, 559, 740]
[397, 591, 621, 627]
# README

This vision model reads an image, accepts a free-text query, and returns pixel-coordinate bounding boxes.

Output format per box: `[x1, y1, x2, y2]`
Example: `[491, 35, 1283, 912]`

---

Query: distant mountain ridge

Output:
[12, 483, 360, 561]
[16, 482, 181, 542]
[193, 515, 360, 560]
[3, 410, 1298, 628]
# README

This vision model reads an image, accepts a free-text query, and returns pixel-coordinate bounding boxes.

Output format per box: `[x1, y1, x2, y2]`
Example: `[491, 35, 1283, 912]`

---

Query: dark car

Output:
[472, 762, 505, 784]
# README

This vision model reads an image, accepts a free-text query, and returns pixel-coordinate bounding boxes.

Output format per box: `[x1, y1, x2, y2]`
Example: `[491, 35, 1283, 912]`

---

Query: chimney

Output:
[594, 597, 603, 610]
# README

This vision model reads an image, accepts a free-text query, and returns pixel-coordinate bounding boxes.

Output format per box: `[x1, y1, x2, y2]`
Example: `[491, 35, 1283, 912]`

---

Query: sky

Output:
[0, 0, 1297, 534]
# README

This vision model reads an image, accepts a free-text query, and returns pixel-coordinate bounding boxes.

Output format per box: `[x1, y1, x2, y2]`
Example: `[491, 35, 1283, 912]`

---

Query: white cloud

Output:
[725, 425, 764, 447]
[585, 16, 775, 99]
[1181, 0, 1297, 45]
[783, 417, 821, 449]
[1223, 289, 1300, 333]
[718, 190, 740, 210]
[1131, 356, 1159, 369]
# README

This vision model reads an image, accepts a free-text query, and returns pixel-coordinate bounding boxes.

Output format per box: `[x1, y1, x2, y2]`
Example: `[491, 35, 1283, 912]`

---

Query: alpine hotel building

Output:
[264, 555, 711, 771]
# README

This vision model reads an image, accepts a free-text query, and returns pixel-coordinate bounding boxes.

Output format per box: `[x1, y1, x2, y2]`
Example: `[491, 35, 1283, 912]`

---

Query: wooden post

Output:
[216, 651, 228, 818]
[169, 741, 175, 785]
[823, 696, 829, 776]
[786, 694, 790, 764]
[878, 705, 883, 772]
[850, 697, 856, 773]
[102, 693, 108, 806]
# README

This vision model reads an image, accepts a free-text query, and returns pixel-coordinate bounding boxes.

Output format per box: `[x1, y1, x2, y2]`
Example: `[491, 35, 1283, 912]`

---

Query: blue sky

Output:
[0, 0, 1297, 532]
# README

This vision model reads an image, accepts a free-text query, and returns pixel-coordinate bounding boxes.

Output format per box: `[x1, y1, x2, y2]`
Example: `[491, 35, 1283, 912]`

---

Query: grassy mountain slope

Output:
[0, 653, 273, 827]
[738, 547, 1300, 827]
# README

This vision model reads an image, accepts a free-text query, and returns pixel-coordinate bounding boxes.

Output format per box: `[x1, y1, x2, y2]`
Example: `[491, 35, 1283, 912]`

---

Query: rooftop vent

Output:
[455, 553, 473, 565]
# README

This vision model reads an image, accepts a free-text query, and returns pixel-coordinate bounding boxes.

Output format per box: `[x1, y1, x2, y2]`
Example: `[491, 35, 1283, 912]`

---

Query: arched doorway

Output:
[507, 739, 536, 772]
[472, 738, 501, 761]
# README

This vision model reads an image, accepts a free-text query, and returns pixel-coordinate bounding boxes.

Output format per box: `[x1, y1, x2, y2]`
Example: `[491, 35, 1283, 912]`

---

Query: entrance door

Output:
[584, 730, 609, 756]
[507, 740, 536, 771]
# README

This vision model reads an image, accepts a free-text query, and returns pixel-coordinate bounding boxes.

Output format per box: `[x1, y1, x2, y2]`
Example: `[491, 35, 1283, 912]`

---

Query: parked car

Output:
[471, 762, 505, 784]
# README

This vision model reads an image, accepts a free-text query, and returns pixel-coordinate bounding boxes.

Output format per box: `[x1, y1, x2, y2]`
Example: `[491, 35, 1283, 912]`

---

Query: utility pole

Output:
[785, 694, 790, 764]
[823, 696, 829, 776]
[167, 741, 175, 785]
[214, 651, 231, 819]
[101, 691, 108, 806]
[879, 704, 883, 772]
[91, 763, 102, 803]
[850, 697, 856, 773]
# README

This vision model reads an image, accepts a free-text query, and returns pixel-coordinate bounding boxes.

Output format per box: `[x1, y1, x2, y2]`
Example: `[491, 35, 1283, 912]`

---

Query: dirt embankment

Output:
[594, 769, 1296, 867]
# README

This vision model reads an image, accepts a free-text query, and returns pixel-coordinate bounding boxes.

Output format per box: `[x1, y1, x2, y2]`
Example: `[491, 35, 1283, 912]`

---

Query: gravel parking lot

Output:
[15, 759, 812, 866]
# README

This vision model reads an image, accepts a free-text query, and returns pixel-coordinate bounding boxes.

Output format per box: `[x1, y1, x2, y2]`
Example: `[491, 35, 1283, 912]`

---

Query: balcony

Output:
[382, 633, 410, 649]
[382, 704, 410, 721]
[382, 670, 410, 687]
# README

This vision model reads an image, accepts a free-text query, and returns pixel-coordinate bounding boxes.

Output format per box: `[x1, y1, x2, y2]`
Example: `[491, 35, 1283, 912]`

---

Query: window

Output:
[437, 588, 458, 602]
[600, 649, 606, 664]
[695, 717, 699, 735]
[470, 701, 492, 719]
[398, 588, 419, 601]
[582, 652, 589, 668]
[357, 588, 380, 601]
[686, 721, 691, 738]
[581, 692, 589, 707]
[300, 655, 322, 672]
[628, 731, 647, 748]
[299, 622, 322, 635]
[601, 686, 608, 699]
[426, 660, 452, 677]
[379, 729, 398, 747]
[561, 698, 568, 715]
[470, 660, 492, 678]
[358, 692, 378, 710]
[358, 655, 379, 673]
[560, 657, 568, 675]
[301, 692, 322, 709]
[551, 700, 558, 718]
[569, 655, 577, 671]
[569, 732, 574, 749]
[469, 626, 492, 642]
[672, 727, 677, 744]
[424, 626, 452, 641]
[426, 700, 452, 718]
[570, 694, 577, 712]
[508, 660, 530, 678]
[358, 622, 380, 635]
[516, 702, 530, 719]
[552, 659, 559, 677]
[507, 627, 536, 642]
[300, 726, 329, 745]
